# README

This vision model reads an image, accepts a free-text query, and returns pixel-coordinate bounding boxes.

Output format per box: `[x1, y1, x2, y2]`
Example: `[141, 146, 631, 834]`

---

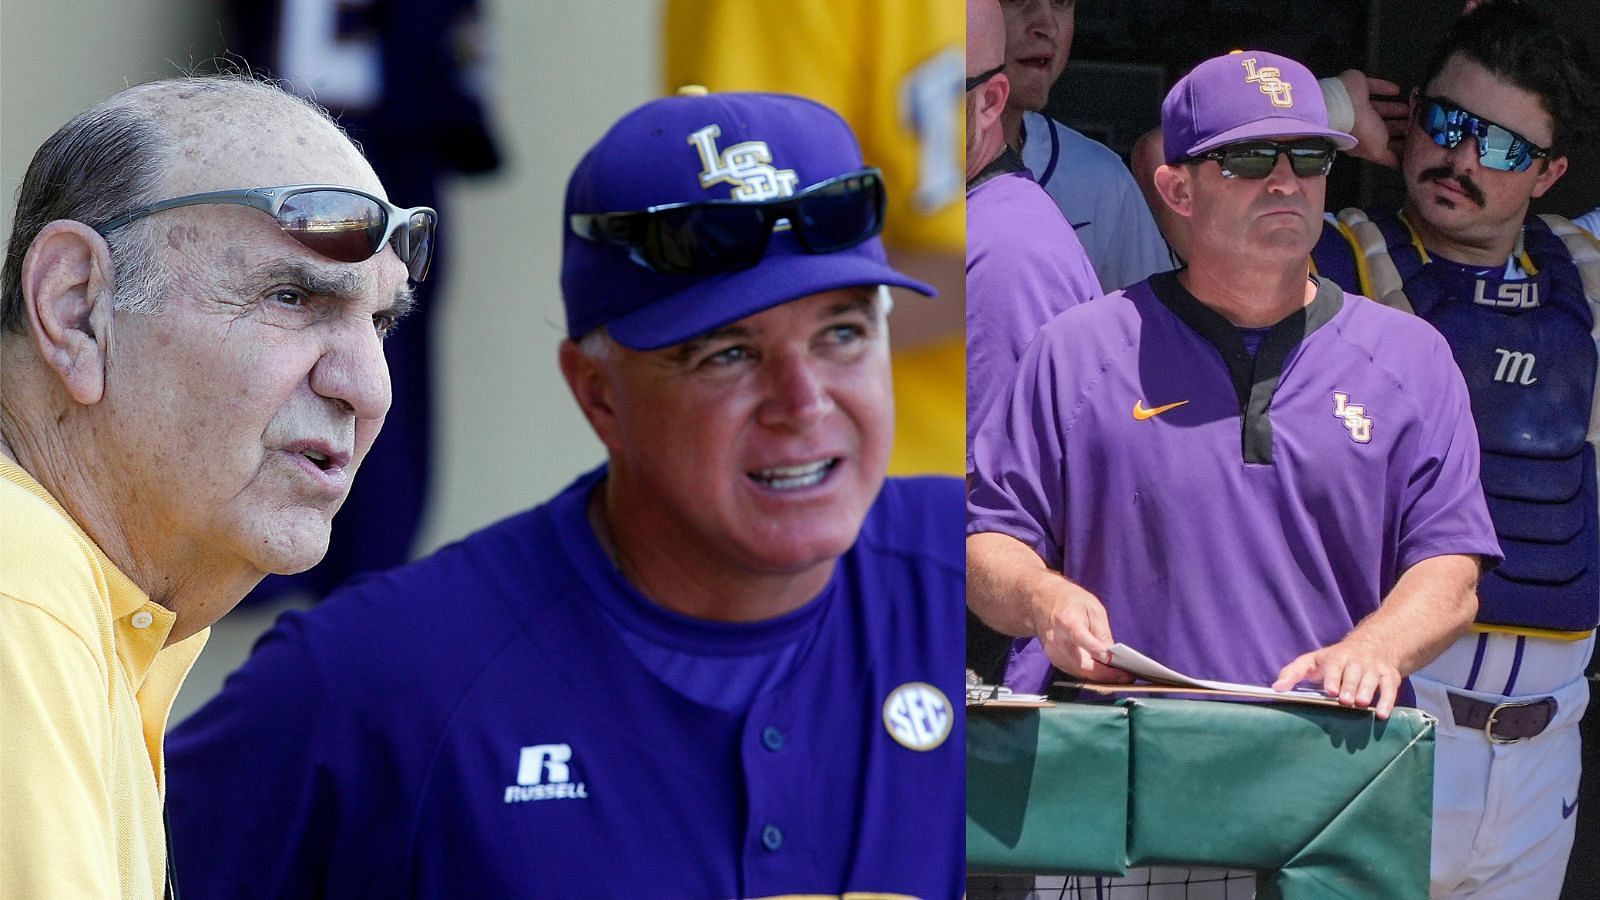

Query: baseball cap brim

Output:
[1183, 117, 1358, 160]
[605, 240, 934, 350]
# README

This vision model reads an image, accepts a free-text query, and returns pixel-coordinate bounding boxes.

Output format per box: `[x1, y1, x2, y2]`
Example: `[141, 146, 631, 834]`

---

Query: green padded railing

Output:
[967, 698, 1435, 900]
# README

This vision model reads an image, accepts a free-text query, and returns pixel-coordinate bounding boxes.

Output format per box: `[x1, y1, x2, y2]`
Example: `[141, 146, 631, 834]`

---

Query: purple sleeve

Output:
[1396, 331, 1504, 570]
[165, 612, 378, 899]
[967, 322, 1071, 571]
[965, 175, 1102, 468]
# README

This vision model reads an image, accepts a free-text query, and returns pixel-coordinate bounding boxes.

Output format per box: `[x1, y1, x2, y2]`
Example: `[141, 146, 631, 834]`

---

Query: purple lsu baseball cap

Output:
[1162, 50, 1357, 164]
[561, 90, 934, 350]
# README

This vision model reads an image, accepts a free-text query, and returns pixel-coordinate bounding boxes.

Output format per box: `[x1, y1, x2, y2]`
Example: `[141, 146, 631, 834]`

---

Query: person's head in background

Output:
[1400, 0, 1597, 264]
[1, 75, 423, 642]
[999, 0, 1076, 148]
[967, 0, 1012, 181]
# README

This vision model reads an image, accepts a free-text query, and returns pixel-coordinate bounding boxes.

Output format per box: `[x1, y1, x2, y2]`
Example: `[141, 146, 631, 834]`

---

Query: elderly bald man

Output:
[0, 75, 425, 898]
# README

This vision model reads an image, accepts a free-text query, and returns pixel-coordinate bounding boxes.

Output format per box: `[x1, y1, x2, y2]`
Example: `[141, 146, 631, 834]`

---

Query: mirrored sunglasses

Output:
[1186, 139, 1337, 179]
[96, 185, 438, 283]
[1416, 94, 1552, 173]
[569, 168, 887, 276]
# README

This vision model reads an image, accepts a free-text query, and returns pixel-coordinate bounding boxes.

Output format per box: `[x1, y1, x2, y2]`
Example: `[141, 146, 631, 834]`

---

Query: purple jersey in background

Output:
[966, 167, 1102, 472]
[969, 273, 1501, 692]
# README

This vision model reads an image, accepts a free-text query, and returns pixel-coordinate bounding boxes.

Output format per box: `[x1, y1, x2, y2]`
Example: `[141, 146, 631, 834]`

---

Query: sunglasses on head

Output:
[1415, 94, 1552, 173]
[1184, 139, 1337, 179]
[95, 185, 438, 283]
[569, 168, 887, 276]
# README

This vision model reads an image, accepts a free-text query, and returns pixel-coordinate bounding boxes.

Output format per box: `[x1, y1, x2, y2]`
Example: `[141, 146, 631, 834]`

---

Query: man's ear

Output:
[1152, 164, 1194, 219]
[977, 74, 1010, 134]
[558, 339, 622, 452]
[20, 220, 118, 405]
[1530, 154, 1569, 200]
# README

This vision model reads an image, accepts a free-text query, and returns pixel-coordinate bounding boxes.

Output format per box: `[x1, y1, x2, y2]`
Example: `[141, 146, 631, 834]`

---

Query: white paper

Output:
[1104, 643, 1329, 701]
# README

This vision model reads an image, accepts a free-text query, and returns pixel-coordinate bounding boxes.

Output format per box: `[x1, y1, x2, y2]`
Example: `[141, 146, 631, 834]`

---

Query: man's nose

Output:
[757, 349, 832, 430]
[1027, 2, 1058, 38]
[1444, 134, 1483, 174]
[310, 319, 392, 423]
[1263, 151, 1304, 194]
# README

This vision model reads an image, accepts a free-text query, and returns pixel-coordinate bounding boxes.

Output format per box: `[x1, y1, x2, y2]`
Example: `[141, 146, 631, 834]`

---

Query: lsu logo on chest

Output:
[1332, 391, 1373, 444]
[689, 124, 799, 201]
[1472, 279, 1541, 309]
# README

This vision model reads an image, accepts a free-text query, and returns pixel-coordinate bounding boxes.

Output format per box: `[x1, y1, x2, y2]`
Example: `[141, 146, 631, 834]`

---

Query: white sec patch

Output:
[882, 682, 953, 751]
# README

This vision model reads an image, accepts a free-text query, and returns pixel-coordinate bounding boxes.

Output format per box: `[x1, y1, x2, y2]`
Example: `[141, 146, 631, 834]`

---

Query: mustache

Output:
[1418, 165, 1486, 207]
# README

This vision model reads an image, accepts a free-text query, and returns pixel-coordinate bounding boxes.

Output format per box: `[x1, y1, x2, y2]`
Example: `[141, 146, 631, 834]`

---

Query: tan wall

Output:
[1, 0, 659, 556]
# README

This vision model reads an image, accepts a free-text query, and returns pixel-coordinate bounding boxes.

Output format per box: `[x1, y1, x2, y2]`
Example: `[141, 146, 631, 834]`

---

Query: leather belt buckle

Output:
[1447, 691, 1558, 743]
[1484, 699, 1536, 745]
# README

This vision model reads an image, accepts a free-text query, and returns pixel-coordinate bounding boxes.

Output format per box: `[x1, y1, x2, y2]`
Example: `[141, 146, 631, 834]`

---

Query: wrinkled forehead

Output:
[154, 100, 385, 199]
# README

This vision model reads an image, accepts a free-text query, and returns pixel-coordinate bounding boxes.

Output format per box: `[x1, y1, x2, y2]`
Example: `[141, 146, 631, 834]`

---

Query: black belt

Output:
[1447, 692, 1558, 743]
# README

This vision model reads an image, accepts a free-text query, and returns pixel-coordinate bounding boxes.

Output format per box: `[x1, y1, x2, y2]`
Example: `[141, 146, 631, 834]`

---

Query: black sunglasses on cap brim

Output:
[569, 167, 887, 276]
[95, 185, 438, 283]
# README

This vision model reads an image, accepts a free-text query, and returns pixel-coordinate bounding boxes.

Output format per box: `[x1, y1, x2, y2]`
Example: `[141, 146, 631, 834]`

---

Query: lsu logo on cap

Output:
[689, 124, 799, 202]
[1333, 391, 1373, 444]
[1241, 57, 1294, 108]
[883, 682, 953, 751]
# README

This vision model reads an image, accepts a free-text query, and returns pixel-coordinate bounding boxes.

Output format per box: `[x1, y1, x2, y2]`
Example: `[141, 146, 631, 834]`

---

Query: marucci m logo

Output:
[505, 743, 589, 803]
[1492, 348, 1538, 385]
[688, 124, 799, 202]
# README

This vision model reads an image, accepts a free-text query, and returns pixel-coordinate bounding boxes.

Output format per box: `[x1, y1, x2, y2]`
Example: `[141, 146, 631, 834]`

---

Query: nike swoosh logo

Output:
[1563, 797, 1578, 819]
[1133, 399, 1190, 421]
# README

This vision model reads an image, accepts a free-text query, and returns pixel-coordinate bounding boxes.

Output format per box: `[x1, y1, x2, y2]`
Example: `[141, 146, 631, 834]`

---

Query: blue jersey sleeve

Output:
[166, 612, 352, 898]
[1312, 216, 1364, 295]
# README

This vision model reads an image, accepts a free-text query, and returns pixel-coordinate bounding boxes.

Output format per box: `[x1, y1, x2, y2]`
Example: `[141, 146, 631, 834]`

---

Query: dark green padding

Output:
[1126, 699, 1433, 899]
[966, 703, 1130, 874]
[968, 698, 1434, 900]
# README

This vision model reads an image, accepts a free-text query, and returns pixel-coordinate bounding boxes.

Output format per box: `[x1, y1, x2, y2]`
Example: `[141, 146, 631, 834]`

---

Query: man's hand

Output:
[1273, 554, 1480, 721]
[966, 532, 1133, 684]
[1273, 635, 1403, 719]
[1337, 69, 1409, 169]
[1030, 578, 1134, 684]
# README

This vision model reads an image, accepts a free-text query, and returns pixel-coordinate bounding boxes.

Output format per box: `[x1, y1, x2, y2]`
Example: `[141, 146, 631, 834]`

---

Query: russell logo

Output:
[504, 743, 589, 804]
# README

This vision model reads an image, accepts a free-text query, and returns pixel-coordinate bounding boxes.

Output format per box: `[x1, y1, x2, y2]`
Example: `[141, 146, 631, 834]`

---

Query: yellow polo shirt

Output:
[0, 459, 207, 898]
